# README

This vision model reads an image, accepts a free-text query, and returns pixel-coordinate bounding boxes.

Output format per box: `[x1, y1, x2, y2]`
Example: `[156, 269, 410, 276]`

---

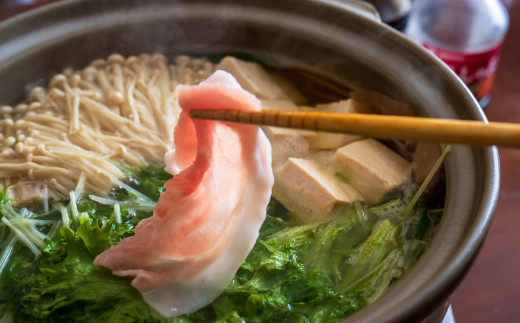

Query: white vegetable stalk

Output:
[19, 208, 35, 219]
[59, 204, 70, 229]
[114, 203, 121, 224]
[1, 217, 40, 256]
[43, 184, 49, 214]
[0, 308, 14, 323]
[69, 191, 79, 228]
[110, 176, 155, 207]
[47, 220, 63, 239]
[88, 195, 120, 205]
[89, 194, 154, 211]
[1, 207, 45, 250]
[0, 219, 54, 226]
[401, 145, 451, 218]
[0, 238, 16, 278]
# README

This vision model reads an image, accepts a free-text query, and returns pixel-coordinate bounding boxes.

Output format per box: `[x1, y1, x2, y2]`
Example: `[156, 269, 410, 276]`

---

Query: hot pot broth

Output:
[0, 54, 444, 322]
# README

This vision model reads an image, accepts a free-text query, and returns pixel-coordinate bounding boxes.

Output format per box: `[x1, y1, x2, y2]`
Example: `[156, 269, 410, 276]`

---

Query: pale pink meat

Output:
[93, 71, 274, 317]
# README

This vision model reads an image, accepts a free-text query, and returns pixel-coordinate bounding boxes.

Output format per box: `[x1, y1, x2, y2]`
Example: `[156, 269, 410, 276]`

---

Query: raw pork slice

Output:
[94, 70, 274, 317]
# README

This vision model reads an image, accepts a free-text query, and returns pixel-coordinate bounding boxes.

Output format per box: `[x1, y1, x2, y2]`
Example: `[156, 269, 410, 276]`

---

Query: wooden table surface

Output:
[0, 1, 519, 322]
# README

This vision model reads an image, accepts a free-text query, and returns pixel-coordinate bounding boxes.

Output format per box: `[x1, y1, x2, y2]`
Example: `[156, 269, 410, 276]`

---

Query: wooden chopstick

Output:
[190, 109, 520, 148]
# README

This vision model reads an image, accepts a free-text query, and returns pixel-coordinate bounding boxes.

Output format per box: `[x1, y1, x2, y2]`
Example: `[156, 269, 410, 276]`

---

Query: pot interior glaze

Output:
[0, 0, 499, 321]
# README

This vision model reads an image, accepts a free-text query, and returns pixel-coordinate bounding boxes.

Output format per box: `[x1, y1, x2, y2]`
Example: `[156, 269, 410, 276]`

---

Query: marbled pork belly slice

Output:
[94, 71, 274, 317]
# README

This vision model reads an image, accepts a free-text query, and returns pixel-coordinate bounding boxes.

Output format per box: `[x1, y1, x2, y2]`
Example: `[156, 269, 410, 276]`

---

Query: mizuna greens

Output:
[0, 157, 444, 322]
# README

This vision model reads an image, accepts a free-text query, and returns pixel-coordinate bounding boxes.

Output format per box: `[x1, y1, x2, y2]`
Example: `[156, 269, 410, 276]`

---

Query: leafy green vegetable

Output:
[182, 202, 411, 323]
[2, 226, 160, 322]
[0, 166, 442, 323]
[0, 166, 172, 322]
[337, 220, 402, 293]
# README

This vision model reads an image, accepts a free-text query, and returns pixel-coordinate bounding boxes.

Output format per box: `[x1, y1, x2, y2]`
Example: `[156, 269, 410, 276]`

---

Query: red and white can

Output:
[422, 42, 503, 103]
[406, 0, 509, 108]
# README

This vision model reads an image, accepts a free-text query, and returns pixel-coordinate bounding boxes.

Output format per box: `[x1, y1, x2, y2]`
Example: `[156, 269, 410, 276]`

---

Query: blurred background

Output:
[0, 0, 519, 322]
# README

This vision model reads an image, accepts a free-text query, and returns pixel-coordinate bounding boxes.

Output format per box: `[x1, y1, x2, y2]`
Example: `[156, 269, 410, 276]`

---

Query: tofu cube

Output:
[308, 132, 361, 150]
[262, 127, 315, 171]
[262, 126, 316, 142]
[315, 99, 364, 114]
[308, 99, 364, 149]
[260, 99, 298, 111]
[273, 158, 364, 223]
[259, 99, 361, 150]
[216, 56, 305, 103]
[332, 139, 411, 203]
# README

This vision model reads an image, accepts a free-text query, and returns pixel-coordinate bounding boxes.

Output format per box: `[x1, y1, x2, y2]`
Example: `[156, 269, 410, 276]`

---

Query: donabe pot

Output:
[0, 0, 499, 322]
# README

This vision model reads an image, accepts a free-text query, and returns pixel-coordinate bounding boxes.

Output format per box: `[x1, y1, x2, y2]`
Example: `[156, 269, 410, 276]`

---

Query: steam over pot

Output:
[0, 0, 499, 321]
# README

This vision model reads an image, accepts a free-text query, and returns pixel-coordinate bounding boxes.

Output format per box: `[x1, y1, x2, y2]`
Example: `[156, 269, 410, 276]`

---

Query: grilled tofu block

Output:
[332, 139, 411, 203]
[308, 99, 364, 149]
[217, 56, 305, 103]
[260, 99, 316, 169]
[273, 158, 364, 223]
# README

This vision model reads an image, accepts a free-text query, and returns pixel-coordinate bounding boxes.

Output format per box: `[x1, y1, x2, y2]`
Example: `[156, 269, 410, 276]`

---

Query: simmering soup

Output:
[0, 54, 445, 322]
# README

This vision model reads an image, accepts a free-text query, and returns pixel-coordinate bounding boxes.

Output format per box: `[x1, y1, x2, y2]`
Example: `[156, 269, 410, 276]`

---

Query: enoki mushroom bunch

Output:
[0, 54, 215, 204]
